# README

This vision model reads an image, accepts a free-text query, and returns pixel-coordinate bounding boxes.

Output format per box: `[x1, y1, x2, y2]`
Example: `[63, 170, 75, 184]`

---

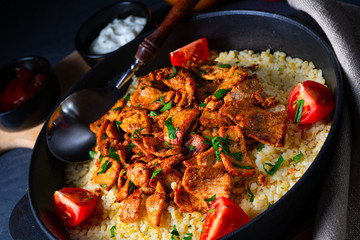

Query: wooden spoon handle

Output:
[135, 0, 200, 63]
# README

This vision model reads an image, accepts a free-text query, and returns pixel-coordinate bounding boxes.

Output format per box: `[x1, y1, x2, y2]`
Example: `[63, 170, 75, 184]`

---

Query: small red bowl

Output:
[0, 56, 60, 131]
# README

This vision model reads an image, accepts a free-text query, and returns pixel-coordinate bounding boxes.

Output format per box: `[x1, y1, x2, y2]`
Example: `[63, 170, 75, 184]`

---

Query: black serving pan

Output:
[28, 10, 343, 240]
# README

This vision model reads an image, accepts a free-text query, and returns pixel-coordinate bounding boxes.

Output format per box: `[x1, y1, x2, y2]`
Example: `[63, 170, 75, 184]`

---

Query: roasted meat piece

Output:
[182, 165, 231, 210]
[200, 99, 233, 128]
[119, 106, 151, 135]
[92, 157, 121, 191]
[119, 189, 142, 223]
[146, 182, 166, 228]
[149, 166, 183, 194]
[156, 67, 197, 108]
[163, 107, 200, 145]
[218, 126, 255, 177]
[126, 162, 150, 188]
[174, 183, 204, 213]
[184, 134, 207, 158]
[130, 85, 175, 111]
[196, 148, 217, 167]
[223, 75, 277, 108]
[220, 99, 288, 147]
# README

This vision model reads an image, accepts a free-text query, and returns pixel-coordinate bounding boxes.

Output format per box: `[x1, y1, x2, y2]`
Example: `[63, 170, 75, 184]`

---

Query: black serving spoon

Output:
[46, 0, 199, 162]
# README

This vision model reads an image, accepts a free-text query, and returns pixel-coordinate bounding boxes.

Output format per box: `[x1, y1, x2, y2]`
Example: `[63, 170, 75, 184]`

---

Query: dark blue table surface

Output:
[0, 0, 358, 239]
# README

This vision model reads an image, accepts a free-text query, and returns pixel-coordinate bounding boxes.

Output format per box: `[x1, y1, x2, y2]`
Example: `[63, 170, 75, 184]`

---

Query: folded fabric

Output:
[287, 0, 360, 239]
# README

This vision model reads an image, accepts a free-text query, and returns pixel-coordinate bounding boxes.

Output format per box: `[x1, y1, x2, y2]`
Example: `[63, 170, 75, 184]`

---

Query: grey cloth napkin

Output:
[287, 0, 360, 239]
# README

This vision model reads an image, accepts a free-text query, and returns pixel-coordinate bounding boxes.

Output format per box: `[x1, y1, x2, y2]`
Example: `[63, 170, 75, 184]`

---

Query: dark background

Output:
[0, 0, 359, 239]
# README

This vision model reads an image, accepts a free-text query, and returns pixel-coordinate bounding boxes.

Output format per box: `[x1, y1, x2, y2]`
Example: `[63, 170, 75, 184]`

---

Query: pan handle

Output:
[135, 0, 200, 64]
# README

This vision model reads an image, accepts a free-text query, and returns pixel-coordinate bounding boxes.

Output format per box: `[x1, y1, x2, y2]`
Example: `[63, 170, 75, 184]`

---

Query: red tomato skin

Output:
[169, 37, 209, 67]
[53, 187, 97, 228]
[200, 197, 250, 240]
[287, 80, 335, 125]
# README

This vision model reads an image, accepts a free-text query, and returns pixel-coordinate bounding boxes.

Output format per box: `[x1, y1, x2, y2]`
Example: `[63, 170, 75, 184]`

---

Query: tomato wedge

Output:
[287, 80, 335, 125]
[53, 187, 97, 227]
[200, 197, 250, 240]
[169, 37, 209, 68]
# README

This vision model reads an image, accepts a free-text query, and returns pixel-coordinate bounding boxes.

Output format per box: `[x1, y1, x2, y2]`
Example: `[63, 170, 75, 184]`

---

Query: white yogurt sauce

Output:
[90, 15, 147, 55]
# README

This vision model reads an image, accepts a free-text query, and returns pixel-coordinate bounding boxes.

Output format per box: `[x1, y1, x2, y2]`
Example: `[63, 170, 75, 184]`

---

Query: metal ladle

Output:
[46, 0, 199, 162]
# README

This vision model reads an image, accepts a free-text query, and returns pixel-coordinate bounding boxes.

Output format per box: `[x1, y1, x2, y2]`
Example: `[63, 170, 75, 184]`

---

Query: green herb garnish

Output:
[263, 156, 284, 175]
[294, 99, 304, 125]
[113, 106, 123, 111]
[149, 111, 159, 116]
[165, 117, 176, 139]
[129, 181, 135, 194]
[131, 127, 145, 139]
[126, 142, 135, 152]
[199, 102, 207, 107]
[257, 143, 264, 152]
[115, 120, 122, 133]
[204, 135, 230, 162]
[230, 152, 242, 161]
[293, 151, 304, 163]
[160, 100, 172, 112]
[124, 93, 131, 101]
[213, 88, 231, 99]
[189, 145, 195, 151]
[199, 71, 206, 79]
[151, 168, 162, 180]
[171, 224, 180, 240]
[166, 66, 177, 80]
[218, 64, 231, 68]
[204, 194, 216, 202]
[110, 225, 116, 238]
[89, 150, 96, 159]
[109, 146, 120, 162]
[102, 133, 107, 140]
[208, 208, 216, 213]
[165, 141, 172, 149]
[98, 160, 110, 174]
[247, 186, 254, 202]
[183, 233, 193, 240]
[232, 162, 254, 169]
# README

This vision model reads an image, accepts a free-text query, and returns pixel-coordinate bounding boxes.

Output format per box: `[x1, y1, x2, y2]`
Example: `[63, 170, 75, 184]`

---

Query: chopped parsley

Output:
[166, 66, 177, 80]
[126, 142, 135, 152]
[160, 100, 172, 112]
[183, 233, 193, 240]
[151, 168, 162, 180]
[110, 225, 116, 238]
[218, 64, 231, 68]
[122, 170, 127, 175]
[293, 151, 304, 163]
[294, 99, 304, 125]
[213, 88, 232, 99]
[268, 203, 273, 208]
[204, 135, 230, 162]
[102, 133, 107, 140]
[113, 106, 123, 111]
[100, 184, 107, 188]
[131, 127, 144, 139]
[171, 224, 180, 240]
[186, 60, 191, 67]
[124, 93, 131, 101]
[204, 194, 216, 202]
[189, 145, 195, 151]
[278, 67, 282, 71]
[247, 187, 254, 202]
[108, 147, 120, 162]
[230, 152, 242, 161]
[232, 162, 254, 169]
[263, 156, 284, 175]
[165, 141, 172, 149]
[98, 160, 110, 174]
[115, 120, 122, 133]
[89, 150, 96, 159]
[199, 102, 207, 107]
[149, 111, 159, 116]
[129, 181, 135, 194]
[257, 143, 264, 152]
[199, 71, 206, 79]
[165, 117, 176, 139]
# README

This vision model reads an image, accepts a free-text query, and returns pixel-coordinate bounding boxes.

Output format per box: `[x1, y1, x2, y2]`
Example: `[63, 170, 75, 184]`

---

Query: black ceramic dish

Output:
[75, 1, 152, 67]
[0, 56, 59, 131]
[29, 10, 342, 239]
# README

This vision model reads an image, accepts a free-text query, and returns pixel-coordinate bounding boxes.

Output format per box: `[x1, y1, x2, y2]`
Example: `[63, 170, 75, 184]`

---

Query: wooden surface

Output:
[0, 51, 90, 153]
